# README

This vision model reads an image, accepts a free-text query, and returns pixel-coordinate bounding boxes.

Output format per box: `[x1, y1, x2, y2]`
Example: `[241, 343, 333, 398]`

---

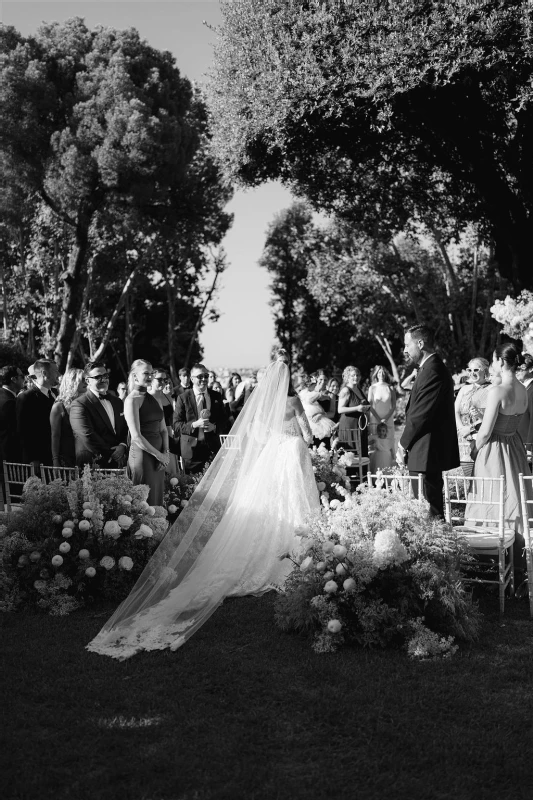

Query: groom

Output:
[396, 324, 459, 517]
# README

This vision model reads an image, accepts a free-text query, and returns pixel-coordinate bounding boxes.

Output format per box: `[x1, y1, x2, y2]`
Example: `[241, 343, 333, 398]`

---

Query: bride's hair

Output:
[273, 348, 297, 396]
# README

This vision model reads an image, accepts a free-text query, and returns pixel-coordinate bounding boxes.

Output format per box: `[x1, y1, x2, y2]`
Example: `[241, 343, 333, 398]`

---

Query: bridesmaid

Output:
[368, 365, 397, 448]
[51, 368, 85, 467]
[124, 359, 169, 506]
[149, 367, 179, 476]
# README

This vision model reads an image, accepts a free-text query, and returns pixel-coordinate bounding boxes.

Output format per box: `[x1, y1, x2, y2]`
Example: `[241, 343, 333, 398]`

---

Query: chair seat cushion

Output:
[454, 525, 515, 552]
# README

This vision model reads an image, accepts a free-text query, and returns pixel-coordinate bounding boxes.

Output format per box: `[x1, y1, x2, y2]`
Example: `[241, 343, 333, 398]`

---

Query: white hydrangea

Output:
[372, 529, 409, 569]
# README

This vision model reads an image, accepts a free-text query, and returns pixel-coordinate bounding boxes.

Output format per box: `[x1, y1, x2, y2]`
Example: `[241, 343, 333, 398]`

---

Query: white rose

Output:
[63, 520, 75, 529]
[82, 502, 92, 509]
[322, 540, 335, 554]
[329, 499, 341, 509]
[300, 556, 314, 572]
[335, 563, 347, 576]
[85, 567, 96, 578]
[117, 515, 133, 529]
[59, 542, 71, 554]
[123, 495, 133, 503]
[146, 506, 156, 517]
[52, 514, 63, 525]
[170, 477, 179, 486]
[51, 555, 63, 567]
[327, 619, 342, 634]
[134, 524, 153, 540]
[78, 520, 91, 532]
[78, 549, 90, 560]
[168, 504, 178, 514]
[83, 508, 94, 519]
[323, 571, 335, 580]
[103, 520, 121, 539]
[343, 578, 356, 591]
[324, 580, 338, 594]
[317, 481, 326, 491]
[138, 501, 149, 511]
[333, 544, 347, 559]
[118, 556, 134, 571]
[29, 551, 41, 563]
[61, 528, 73, 538]
[180, 500, 189, 508]
[99, 556, 115, 570]
[315, 561, 327, 573]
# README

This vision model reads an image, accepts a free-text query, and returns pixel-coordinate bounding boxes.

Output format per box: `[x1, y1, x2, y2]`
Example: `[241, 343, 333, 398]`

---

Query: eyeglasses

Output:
[466, 368, 482, 375]
[152, 375, 166, 382]
[192, 373, 209, 380]
[87, 372, 110, 381]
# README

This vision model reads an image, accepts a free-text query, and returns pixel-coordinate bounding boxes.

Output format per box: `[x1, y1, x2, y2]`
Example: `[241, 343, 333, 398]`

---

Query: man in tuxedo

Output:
[16, 360, 58, 471]
[174, 363, 228, 473]
[396, 324, 459, 518]
[70, 361, 128, 468]
[0, 365, 24, 465]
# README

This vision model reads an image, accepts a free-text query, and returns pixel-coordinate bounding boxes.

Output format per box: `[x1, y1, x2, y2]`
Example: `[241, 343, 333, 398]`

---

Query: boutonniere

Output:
[120, 412, 124, 417]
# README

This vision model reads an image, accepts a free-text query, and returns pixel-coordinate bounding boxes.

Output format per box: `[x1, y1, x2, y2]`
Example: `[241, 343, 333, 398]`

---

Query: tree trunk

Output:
[374, 332, 401, 384]
[92, 265, 138, 363]
[124, 294, 133, 367]
[468, 242, 479, 356]
[54, 210, 93, 371]
[0, 258, 8, 335]
[184, 257, 223, 368]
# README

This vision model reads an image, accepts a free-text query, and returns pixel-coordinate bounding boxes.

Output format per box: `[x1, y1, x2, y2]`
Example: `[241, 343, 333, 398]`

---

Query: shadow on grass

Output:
[2, 591, 533, 800]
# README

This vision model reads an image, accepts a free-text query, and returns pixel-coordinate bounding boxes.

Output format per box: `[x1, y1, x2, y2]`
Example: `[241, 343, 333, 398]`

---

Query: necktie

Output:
[196, 393, 205, 441]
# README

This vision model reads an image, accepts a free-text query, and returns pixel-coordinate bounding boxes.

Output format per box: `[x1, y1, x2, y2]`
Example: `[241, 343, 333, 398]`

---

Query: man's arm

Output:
[399, 368, 444, 453]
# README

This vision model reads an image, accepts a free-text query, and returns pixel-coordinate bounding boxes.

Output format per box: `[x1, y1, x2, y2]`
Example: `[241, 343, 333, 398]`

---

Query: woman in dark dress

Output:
[124, 360, 169, 506]
[51, 368, 85, 467]
[337, 366, 371, 457]
[149, 368, 179, 476]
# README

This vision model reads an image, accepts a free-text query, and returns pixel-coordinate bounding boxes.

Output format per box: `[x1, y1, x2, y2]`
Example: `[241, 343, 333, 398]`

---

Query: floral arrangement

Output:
[164, 469, 206, 524]
[491, 290, 533, 354]
[0, 466, 170, 615]
[275, 484, 480, 657]
[310, 443, 350, 508]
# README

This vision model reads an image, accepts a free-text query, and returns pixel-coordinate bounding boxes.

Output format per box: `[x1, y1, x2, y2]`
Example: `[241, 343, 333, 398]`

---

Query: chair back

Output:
[338, 426, 363, 454]
[367, 471, 423, 499]
[524, 442, 532, 473]
[1, 462, 36, 512]
[219, 434, 242, 450]
[40, 465, 79, 484]
[92, 467, 128, 478]
[444, 473, 505, 530]
[518, 472, 533, 618]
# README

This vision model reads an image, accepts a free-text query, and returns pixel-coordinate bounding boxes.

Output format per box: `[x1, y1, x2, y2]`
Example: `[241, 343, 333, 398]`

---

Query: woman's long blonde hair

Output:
[56, 368, 84, 409]
[127, 359, 152, 395]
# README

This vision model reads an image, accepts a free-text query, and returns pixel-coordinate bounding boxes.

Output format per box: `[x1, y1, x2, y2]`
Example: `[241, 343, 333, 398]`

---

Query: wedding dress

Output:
[87, 360, 319, 659]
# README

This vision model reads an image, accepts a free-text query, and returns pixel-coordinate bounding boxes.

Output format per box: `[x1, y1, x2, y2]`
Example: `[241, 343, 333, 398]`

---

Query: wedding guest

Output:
[0, 365, 24, 465]
[116, 382, 127, 402]
[225, 372, 242, 405]
[173, 367, 191, 400]
[368, 365, 397, 446]
[370, 422, 394, 471]
[232, 370, 262, 417]
[326, 377, 341, 424]
[454, 357, 491, 476]
[299, 373, 337, 448]
[338, 366, 370, 457]
[207, 370, 217, 389]
[149, 368, 179, 475]
[16, 359, 59, 471]
[174, 362, 227, 473]
[517, 353, 533, 448]
[125, 359, 169, 505]
[51, 368, 85, 468]
[211, 380, 224, 396]
[314, 370, 333, 417]
[70, 362, 128, 469]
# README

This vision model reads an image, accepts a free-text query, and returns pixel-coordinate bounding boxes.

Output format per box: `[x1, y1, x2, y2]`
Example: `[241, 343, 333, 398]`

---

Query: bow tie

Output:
[99, 393, 109, 399]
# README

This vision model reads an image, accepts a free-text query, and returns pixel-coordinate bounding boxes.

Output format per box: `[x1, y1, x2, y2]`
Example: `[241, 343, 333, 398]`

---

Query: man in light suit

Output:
[397, 324, 459, 518]
[174, 363, 228, 473]
[70, 361, 128, 468]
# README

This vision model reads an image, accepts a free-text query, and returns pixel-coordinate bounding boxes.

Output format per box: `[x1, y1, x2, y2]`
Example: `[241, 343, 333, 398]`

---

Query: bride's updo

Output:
[274, 347, 290, 364]
[494, 342, 524, 372]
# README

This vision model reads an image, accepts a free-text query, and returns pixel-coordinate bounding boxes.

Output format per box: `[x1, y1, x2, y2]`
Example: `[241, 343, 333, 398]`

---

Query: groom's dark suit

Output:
[400, 353, 459, 517]
[70, 389, 127, 468]
[174, 388, 228, 473]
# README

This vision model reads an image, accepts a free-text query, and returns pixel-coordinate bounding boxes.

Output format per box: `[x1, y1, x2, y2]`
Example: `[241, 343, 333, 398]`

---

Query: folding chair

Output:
[337, 426, 370, 484]
[40, 465, 79, 484]
[1, 462, 35, 512]
[219, 434, 242, 450]
[518, 472, 533, 618]
[444, 473, 514, 614]
[367, 470, 423, 499]
[92, 467, 128, 478]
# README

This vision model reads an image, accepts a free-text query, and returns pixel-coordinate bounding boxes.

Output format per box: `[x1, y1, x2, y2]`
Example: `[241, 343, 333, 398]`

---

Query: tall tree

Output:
[1, 18, 198, 369]
[210, 0, 533, 289]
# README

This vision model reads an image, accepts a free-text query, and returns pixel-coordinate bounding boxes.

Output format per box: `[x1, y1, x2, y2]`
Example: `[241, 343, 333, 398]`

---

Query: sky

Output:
[1, 0, 296, 368]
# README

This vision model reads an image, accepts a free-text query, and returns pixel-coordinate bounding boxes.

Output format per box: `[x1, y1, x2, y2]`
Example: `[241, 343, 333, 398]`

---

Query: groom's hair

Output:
[406, 324, 435, 349]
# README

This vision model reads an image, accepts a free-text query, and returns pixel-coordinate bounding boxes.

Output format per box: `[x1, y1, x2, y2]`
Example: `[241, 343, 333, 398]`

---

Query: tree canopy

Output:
[210, 0, 533, 289]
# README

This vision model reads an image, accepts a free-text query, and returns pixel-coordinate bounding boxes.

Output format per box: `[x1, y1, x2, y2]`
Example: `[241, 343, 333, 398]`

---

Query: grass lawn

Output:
[2, 592, 533, 800]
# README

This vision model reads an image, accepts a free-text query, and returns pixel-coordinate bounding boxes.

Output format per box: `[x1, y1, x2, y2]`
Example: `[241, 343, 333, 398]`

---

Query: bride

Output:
[87, 351, 320, 659]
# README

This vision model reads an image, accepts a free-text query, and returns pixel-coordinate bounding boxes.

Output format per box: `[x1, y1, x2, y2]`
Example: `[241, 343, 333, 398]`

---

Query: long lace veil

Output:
[87, 359, 290, 658]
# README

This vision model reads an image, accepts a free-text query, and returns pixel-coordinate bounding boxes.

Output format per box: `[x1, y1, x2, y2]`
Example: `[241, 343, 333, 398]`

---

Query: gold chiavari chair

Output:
[337, 426, 370, 484]
[366, 470, 423, 499]
[1, 462, 36, 512]
[518, 472, 533, 618]
[444, 473, 514, 614]
[40, 465, 79, 484]
[219, 434, 242, 450]
[92, 467, 128, 478]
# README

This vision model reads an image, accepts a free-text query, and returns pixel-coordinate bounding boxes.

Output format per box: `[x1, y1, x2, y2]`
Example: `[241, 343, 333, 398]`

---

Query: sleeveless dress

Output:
[466, 412, 533, 566]
[368, 383, 395, 447]
[369, 437, 394, 471]
[338, 386, 369, 457]
[456, 382, 490, 472]
[299, 389, 337, 441]
[128, 392, 165, 506]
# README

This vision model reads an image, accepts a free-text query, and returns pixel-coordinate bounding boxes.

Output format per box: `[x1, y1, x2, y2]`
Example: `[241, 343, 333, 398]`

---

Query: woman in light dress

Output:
[87, 351, 320, 659]
[369, 422, 394, 471]
[368, 366, 397, 449]
[467, 343, 533, 570]
[299, 372, 337, 447]
[454, 357, 491, 476]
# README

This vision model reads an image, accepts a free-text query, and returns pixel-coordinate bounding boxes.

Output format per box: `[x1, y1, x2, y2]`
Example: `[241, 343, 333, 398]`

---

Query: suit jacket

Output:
[69, 390, 128, 468]
[400, 354, 459, 473]
[0, 388, 22, 463]
[173, 388, 228, 460]
[16, 386, 55, 464]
